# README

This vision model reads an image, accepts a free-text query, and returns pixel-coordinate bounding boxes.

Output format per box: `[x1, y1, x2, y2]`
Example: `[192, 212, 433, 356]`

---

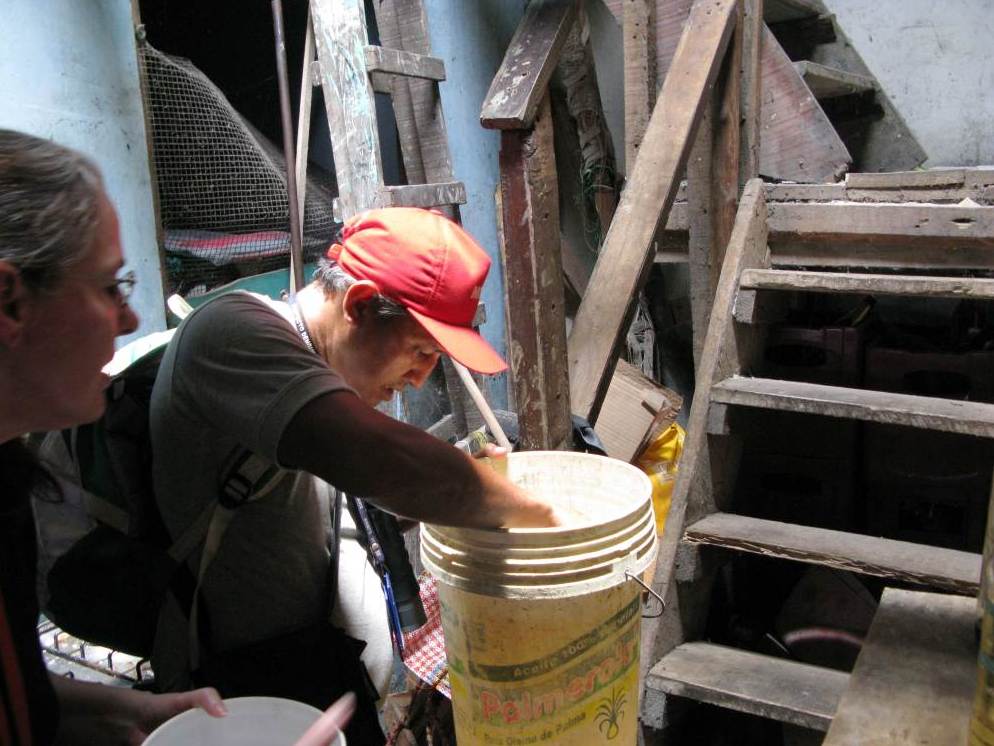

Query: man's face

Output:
[341, 313, 443, 406]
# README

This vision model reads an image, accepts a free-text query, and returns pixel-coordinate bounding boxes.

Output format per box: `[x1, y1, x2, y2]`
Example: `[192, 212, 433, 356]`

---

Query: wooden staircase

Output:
[641, 178, 994, 735]
[765, 0, 927, 174]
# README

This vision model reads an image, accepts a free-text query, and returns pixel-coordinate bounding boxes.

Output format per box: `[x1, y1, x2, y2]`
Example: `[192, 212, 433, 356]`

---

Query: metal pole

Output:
[272, 0, 305, 293]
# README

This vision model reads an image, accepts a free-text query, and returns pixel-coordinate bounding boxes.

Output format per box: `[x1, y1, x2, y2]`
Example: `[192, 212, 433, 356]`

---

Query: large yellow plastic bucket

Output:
[421, 451, 657, 745]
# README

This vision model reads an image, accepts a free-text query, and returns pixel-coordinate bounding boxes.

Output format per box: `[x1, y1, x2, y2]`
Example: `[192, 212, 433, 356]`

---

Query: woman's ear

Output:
[341, 280, 381, 325]
[0, 262, 28, 347]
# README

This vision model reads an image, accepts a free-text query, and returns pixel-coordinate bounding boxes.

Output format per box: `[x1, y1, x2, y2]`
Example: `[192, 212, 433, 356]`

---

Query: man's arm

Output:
[277, 390, 559, 528]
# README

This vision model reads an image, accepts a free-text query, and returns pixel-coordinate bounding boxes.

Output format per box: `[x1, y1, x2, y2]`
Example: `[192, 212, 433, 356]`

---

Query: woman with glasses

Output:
[0, 129, 226, 745]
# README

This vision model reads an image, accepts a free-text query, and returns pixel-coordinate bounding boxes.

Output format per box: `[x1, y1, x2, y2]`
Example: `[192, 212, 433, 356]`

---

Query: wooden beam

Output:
[364, 45, 446, 81]
[648, 642, 848, 731]
[824, 590, 976, 745]
[686, 513, 981, 594]
[711, 376, 994, 438]
[568, 0, 739, 423]
[311, 0, 383, 220]
[481, 0, 579, 130]
[623, 0, 655, 173]
[498, 94, 572, 450]
[739, 268, 994, 300]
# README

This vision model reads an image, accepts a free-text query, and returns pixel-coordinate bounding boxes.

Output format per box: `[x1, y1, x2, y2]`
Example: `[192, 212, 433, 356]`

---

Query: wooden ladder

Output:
[641, 178, 994, 734]
[304, 0, 490, 435]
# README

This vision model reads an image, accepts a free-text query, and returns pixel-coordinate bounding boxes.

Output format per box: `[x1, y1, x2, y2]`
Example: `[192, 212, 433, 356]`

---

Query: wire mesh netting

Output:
[139, 43, 340, 296]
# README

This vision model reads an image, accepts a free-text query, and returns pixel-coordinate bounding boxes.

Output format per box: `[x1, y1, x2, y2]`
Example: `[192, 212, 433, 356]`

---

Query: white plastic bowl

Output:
[144, 696, 346, 746]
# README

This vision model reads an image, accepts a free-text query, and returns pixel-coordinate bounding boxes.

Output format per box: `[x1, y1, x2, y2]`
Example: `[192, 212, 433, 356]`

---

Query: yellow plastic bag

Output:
[635, 423, 686, 536]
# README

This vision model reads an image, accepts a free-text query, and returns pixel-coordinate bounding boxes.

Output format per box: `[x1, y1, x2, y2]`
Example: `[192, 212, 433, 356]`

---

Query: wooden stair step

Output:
[685, 513, 981, 594]
[739, 268, 994, 300]
[767, 202, 994, 248]
[364, 45, 445, 81]
[794, 60, 875, 98]
[710, 376, 994, 438]
[764, 0, 823, 24]
[647, 642, 849, 731]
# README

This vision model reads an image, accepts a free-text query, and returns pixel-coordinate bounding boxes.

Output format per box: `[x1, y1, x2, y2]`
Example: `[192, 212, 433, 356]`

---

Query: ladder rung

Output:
[364, 45, 445, 81]
[685, 513, 981, 594]
[380, 181, 466, 209]
[647, 642, 849, 731]
[333, 182, 467, 221]
[794, 60, 875, 99]
[739, 268, 994, 300]
[711, 376, 994, 438]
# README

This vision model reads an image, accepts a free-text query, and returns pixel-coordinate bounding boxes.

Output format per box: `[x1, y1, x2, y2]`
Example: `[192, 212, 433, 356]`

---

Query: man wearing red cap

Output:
[147, 208, 557, 744]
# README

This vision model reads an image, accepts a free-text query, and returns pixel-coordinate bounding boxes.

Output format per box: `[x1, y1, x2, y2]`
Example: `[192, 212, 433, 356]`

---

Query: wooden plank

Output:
[640, 180, 769, 680]
[823, 589, 976, 744]
[685, 513, 982, 594]
[758, 27, 850, 182]
[711, 376, 994, 438]
[497, 94, 572, 451]
[767, 202, 994, 247]
[379, 181, 466, 208]
[623, 0, 655, 174]
[739, 268, 994, 300]
[567, 0, 738, 424]
[311, 0, 384, 221]
[647, 642, 848, 731]
[794, 60, 875, 98]
[480, 0, 579, 129]
[364, 45, 445, 81]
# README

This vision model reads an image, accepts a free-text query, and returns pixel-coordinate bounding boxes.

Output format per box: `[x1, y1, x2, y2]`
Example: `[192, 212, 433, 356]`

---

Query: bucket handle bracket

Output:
[625, 571, 665, 618]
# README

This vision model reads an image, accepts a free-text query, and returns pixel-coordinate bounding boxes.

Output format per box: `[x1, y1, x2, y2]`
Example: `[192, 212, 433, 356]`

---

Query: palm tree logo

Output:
[594, 686, 627, 740]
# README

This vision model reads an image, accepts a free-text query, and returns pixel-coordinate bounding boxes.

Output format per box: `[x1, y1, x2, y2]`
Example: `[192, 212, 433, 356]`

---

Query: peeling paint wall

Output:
[822, 0, 994, 167]
[0, 0, 165, 342]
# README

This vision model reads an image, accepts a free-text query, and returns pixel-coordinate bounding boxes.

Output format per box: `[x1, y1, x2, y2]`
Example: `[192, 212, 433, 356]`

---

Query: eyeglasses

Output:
[112, 270, 137, 306]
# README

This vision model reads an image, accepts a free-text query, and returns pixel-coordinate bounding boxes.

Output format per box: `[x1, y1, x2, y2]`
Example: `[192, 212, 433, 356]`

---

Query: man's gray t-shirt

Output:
[148, 292, 390, 692]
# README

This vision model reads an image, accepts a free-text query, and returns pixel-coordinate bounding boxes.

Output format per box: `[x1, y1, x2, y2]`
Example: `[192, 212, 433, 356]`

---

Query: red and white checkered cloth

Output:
[401, 573, 451, 698]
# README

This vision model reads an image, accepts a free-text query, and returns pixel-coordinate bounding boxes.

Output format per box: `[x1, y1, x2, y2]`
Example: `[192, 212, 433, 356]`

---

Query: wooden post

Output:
[497, 94, 572, 451]
[689, 1, 744, 367]
[623, 0, 655, 175]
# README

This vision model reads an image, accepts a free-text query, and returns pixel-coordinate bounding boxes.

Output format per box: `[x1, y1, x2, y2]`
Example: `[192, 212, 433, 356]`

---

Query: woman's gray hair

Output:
[314, 256, 408, 321]
[0, 129, 105, 291]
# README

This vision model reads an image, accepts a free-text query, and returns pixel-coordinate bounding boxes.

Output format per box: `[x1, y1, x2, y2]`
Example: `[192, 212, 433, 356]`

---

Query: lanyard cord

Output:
[289, 298, 317, 356]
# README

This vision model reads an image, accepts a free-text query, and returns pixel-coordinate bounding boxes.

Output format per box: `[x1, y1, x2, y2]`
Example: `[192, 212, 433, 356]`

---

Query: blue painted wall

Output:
[0, 0, 165, 344]
[422, 0, 526, 409]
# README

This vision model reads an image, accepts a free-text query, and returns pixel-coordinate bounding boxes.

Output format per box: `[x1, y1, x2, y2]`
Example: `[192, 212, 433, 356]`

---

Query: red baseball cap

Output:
[327, 207, 507, 374]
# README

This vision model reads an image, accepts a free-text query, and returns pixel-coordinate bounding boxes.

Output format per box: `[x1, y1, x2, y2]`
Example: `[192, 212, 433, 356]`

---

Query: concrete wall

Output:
[822, 0, 994, 167]
[0, 0, 165, 343]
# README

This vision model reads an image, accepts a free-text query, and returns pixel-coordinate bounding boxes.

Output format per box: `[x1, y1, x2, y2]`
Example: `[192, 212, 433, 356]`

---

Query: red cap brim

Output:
[407, 307, 508, 375]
